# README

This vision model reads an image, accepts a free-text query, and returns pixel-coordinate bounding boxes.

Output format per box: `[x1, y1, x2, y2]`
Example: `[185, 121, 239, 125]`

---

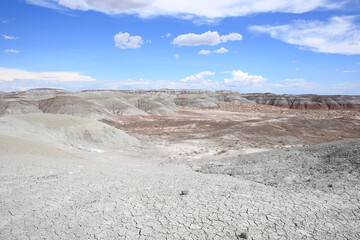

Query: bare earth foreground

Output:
[1, 89, 360, 239]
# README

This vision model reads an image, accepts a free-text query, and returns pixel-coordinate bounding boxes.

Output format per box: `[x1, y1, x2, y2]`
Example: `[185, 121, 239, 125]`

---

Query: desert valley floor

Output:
[0, 89, 360, 239]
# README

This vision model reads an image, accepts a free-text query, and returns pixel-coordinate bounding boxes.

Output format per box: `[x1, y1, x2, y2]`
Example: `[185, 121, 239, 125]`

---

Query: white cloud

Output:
[214, 47, 228, 53]
[220, 33, 242, 43]
[343, 70, 360, 73]
[180, 71, 216, 86]
[328, 82, 360, 94]
[162, 33, 172, 38]
[114, 32, 143, 49]
[249, 16, 360, 55]
[199, 50, 211, 55]
[1, 20, 9, 24]
[2, 35, 18, 40]
[198, 47, 229, 54]
[10, 86, 44, 91]
[173, 31, 221, 46]
[224, 70, 266, 86]
[173, 31, 242, 46]
[174, 54, 180, 59]
[4, 49, 20, 54]
[0, 67, 96, 82]
[25, 0, 64, 10]
[25, 0, 344, 20]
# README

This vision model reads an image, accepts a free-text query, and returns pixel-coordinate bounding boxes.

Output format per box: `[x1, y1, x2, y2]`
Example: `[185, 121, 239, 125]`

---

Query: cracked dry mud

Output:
[1, 140, 360, 240]
[0, 108, 360, 239]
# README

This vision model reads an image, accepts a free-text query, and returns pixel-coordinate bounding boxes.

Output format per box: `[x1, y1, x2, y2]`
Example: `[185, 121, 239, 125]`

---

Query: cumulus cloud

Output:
[198, 47, 229, 54]
[199, 50, 211, 55]
[2, 35, 18, 40]
[249, 16, 360, 55]
[180, 71, 216, 86]
[214, 47, 228, 53]
[25, 0, 344, 19]
[0, 67, 96, 82]
[173, 31, 242, 46]
[114, 32, 143, 49]
[224, 70, 266, 86]
[173, 31, 221, 46]
[220, 33, 242, 43]
[3, 49, 20, 54]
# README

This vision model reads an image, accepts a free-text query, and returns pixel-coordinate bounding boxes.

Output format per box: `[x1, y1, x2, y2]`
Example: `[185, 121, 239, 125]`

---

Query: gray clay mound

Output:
[175, 97, 218, 108]
[135, 98, 178, 115]
[39, 96, 113, 120]
[90, 98, 148, 116]
[223, 94, 255, 103]
[198, 138, 360, 191]
[0, 100, 42, 117]
[0, 113, 139, 151]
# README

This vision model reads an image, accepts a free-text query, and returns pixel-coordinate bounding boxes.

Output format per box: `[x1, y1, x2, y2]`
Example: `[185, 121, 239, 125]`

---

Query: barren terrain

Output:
[0, 89, 359, 239]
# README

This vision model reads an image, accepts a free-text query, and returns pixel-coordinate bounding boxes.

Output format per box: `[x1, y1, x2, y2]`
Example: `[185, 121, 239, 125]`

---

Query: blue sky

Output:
[0, 0, 359, 94]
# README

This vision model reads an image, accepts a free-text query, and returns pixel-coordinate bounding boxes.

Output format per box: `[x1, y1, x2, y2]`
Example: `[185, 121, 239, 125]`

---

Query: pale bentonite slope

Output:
[0, 113, 139, 153]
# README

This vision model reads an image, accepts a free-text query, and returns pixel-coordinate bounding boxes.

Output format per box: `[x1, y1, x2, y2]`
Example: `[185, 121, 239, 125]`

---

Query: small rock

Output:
[238, 232, 248, 239]
[328, 184, 333, 188]
[180, 190, 188, 196]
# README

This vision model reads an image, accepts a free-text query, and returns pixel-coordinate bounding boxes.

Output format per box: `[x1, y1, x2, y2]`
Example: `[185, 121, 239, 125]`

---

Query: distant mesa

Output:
[243, 93, 360, 110]
[81, 88, 213, 95]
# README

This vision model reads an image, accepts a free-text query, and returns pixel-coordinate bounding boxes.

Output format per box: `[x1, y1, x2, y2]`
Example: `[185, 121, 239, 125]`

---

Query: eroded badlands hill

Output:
[242, 93, 360, 109]
[1, 89, 360, 120]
